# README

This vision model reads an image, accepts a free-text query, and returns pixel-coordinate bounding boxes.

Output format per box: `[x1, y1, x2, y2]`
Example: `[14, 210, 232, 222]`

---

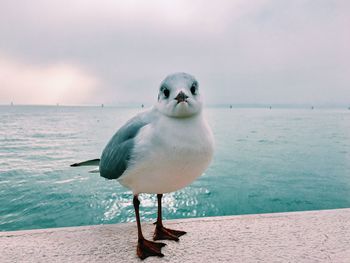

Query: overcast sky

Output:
[0, 0, 349, 106]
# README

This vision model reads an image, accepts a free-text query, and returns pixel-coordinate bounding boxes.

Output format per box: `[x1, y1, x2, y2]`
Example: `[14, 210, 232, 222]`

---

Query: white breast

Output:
[118, 112, 214, 194]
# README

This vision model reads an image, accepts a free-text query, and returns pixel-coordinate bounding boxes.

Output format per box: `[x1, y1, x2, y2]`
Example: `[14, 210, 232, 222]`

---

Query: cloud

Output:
[0, 0, 349, 105]
[0, 56, 100, 105]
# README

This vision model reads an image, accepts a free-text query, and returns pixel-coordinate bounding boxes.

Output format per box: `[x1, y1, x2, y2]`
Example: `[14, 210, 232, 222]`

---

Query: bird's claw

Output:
[153, 225, 187, 241]
[137, 238, 166, 260]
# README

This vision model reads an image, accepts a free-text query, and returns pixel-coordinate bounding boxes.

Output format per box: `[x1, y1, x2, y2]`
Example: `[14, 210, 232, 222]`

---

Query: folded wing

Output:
[99, 112, 150, 180]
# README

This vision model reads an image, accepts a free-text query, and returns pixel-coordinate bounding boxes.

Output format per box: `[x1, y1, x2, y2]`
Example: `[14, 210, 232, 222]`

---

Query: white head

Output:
[156, 72, 203, 118]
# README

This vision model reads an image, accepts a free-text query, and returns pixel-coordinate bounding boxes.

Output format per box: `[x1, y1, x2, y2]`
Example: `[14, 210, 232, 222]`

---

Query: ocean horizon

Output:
[1, 103, 349, 109]
[1, 105, 350, 231]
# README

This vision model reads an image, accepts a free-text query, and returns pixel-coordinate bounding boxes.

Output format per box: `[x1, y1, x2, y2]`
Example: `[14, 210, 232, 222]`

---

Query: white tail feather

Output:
[89, 167, 100, 173]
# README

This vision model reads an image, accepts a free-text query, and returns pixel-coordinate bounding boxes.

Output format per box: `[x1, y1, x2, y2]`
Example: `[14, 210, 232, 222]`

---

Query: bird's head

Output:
[156, 72, 203, 118]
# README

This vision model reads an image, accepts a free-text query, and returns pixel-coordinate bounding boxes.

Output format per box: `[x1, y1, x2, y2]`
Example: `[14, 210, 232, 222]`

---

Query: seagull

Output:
[71, 72, 214, 259]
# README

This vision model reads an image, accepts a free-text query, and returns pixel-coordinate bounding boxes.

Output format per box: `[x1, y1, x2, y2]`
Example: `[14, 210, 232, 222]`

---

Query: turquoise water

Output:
[1, 106, 350, 231]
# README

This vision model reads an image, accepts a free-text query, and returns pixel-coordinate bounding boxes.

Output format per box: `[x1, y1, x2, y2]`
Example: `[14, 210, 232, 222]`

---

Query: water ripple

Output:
[1, 106, 350, 231]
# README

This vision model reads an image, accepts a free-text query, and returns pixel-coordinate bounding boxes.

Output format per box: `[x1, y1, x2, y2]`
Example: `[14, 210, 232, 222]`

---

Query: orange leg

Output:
[133, 195, 166, 260]
[153, 194, 187, 241]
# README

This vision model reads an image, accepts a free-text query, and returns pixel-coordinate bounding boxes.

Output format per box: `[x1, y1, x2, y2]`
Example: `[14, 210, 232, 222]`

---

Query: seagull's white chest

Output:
[118, 113, 214, 194]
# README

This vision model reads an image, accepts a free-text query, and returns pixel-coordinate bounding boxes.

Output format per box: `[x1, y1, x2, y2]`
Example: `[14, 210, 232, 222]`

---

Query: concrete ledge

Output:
[1, 209, 350, 262]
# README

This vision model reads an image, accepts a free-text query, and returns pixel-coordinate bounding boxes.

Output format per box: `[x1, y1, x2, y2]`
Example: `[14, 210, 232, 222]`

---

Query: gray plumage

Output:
[70, 159, 100, 167]
[99, 112, 151, 180]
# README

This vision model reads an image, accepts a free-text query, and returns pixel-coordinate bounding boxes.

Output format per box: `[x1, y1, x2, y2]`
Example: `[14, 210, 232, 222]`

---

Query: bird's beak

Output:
[175, 91, 188, 103]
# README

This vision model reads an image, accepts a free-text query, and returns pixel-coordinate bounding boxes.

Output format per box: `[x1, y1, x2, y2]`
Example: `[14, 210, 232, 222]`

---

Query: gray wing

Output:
[99, 112, 151, 180]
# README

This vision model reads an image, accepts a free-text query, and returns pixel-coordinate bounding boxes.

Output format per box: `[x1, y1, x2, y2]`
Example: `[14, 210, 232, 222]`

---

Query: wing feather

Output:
[99, 112, 151, 180]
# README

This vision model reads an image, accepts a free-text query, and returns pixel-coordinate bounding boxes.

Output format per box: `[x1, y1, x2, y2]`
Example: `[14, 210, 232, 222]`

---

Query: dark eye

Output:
[190, 83, 197, 95]
[163, 88, 170, 98]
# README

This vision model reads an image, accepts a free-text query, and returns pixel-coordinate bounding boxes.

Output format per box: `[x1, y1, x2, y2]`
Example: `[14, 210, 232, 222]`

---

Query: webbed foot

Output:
[137, 238, 166, 260]
[153, 225, 186, 241]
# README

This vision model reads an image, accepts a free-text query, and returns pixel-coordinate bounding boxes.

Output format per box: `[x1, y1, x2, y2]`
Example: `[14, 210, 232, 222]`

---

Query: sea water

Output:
[1, 106, 350, 231]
